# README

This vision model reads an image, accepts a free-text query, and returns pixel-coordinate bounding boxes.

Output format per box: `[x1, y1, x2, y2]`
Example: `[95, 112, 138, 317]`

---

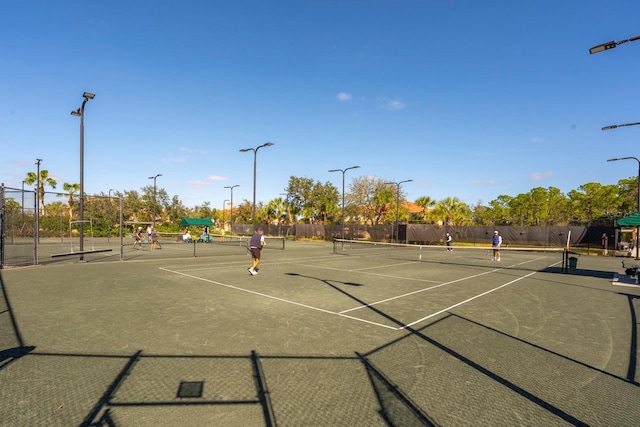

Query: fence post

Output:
[33, 188, 38, 265]
[1, 183, 5, 269]
[119, 197, 124, 261]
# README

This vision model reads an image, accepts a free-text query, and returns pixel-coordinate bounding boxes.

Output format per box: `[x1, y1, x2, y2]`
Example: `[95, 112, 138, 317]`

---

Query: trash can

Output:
[568, 256, 578, 270]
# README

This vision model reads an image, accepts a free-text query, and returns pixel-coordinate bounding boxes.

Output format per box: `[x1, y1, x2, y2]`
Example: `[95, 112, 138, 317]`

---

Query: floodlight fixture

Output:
[602, 122, 640, 131]
[589, 41, 617, 54]
[590, 35, 640, 54]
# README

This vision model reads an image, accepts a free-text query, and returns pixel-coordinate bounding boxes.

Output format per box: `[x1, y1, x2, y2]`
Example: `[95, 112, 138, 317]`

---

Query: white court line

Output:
[401, 270, 538, 329]
[160, 255, 560, 332]
[339, 267, 503, 314]
[340, 256, 550, 314]
[350, 260, 422, 271]
[158, 267, 398, 330]
[296, 262, 443, 284]
[165, 255, 340, 274]
[400, 258, 564, 330]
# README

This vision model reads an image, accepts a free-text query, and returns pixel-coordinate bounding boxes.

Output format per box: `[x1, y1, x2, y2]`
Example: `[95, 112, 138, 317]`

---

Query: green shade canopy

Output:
[179, 218, 214, 227]
[616, 212, 640, 227]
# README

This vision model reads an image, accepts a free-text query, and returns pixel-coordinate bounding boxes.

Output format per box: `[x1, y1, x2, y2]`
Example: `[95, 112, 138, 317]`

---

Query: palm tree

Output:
[25, 170, 57, 215]
[267, 197, 288, 225]
[433, 197, 471, 226]
[63, 183, 80, 219]
[414, 196, 435, 222]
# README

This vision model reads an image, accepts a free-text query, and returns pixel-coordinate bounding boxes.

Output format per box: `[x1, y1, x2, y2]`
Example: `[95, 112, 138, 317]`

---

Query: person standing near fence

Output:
[248, 227, 265, 276]
[492, 230, 502, 261]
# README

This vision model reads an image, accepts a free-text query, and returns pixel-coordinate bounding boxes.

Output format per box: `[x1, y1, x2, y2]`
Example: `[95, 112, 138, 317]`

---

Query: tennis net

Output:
[332, 239, 566, 270]
[206, 234, 286, 250]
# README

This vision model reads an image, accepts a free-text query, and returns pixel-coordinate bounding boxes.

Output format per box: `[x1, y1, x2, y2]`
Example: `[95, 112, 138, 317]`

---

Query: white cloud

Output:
[337, 92, 352, 101]
[207, 175, 227, 182]
[187, 180, 208, 188]
[166, 156, 187, 164]
[378, 97, 406, 110]
[387, 100, 406, 110]
[180, 146, 207, 154]
[529, 171, 553, 181]
[531, 137, 544, 143]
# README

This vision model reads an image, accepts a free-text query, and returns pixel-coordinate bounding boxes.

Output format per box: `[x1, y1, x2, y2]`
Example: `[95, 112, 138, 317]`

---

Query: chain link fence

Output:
[0, 184, 37, 268]
[1, 181, 619, 268]
[1, 185, 120, 268]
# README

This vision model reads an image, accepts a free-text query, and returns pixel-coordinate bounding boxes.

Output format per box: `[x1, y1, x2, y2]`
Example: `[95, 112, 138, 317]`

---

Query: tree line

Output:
[8, 169, 637, 236]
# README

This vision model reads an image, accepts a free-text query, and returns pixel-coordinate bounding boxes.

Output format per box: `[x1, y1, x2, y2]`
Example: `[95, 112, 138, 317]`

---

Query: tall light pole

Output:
[71, 92, 95, 261]
[328, 165, 360, 240]
[384, 179, 413, 243]
[222, 199, 229, 229]
[108, 188, 114, 242]
[21, 180, 26, 219]
[590, 35, 640, 54]
[607, 155, 640, 259]
[224, 184, 239, 232]
[239, 142, 274, 232]
[148, 174, 162, 229]
[34, 158, 42, 213]
[35, 159, 42, 252]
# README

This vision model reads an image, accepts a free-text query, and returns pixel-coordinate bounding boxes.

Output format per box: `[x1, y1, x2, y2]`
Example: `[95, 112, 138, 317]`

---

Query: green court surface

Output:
[1, 240, 639, 426]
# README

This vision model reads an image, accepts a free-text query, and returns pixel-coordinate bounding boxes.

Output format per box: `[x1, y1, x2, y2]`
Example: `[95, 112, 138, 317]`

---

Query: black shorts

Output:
[250, 247, 261, 259]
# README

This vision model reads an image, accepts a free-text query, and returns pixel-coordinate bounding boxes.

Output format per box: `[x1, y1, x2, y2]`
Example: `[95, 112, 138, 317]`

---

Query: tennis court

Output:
[1, 239, 639, 426]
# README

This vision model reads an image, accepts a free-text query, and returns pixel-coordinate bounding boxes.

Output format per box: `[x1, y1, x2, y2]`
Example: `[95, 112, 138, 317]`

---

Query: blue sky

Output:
[2, 1, 640, 211]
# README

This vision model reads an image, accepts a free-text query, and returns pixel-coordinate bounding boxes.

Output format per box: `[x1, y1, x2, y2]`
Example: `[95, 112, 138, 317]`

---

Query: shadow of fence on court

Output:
[2, 268, 640, 426]
[1, 349, 439, 426]
[7, 313, 637, 426]
[1, 268, 437, 426]
[0, 272, 35, 371]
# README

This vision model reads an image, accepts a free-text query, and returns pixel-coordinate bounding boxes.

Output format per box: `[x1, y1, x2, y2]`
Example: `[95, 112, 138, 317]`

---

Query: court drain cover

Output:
[177, 381, 204, 398]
